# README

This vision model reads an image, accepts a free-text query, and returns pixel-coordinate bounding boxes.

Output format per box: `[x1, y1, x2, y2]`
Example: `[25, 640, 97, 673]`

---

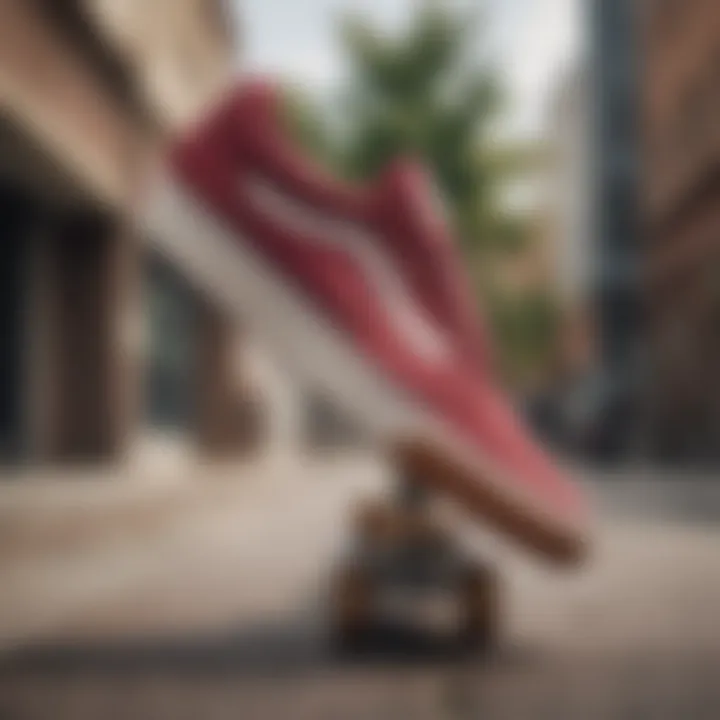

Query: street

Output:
[1, 458, 720, 718]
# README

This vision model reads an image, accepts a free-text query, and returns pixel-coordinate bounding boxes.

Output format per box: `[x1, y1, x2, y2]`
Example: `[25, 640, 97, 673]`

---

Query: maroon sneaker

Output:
[140, 80, 589, 564]
[373, 157, 493, 373]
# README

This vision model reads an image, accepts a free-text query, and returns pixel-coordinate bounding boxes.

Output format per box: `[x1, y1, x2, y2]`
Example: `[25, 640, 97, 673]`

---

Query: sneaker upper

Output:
[372, 158, 492, 373]
[169, 78, 586, 530]
[175, 80, 489, 371]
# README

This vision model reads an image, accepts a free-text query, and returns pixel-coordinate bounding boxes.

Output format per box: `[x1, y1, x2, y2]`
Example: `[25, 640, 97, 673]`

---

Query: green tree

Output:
[285, 4, 507, 251]
[339, 4, 502, 252]
[488, 287, 561, 387]
[284, 2, 559, 384]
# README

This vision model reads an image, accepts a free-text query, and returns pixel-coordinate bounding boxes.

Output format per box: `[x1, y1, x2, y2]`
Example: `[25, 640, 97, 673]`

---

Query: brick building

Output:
[0, 0, 297, 472]
[641, 0, 720, 459]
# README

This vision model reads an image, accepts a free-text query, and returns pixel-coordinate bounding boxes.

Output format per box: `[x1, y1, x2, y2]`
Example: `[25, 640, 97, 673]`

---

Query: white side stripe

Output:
[244, 177, 452, 362]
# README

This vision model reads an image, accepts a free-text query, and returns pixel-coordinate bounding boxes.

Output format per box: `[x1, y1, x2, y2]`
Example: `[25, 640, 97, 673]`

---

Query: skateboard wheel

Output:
[355, 499, 446, 549]
[458, 564, 500, 653]
[355, 501, 396, 543]
[330, 563, 374, 650]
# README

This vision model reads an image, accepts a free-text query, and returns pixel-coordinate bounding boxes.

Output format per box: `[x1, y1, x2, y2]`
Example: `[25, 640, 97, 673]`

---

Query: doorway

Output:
[0, 189, 30, 462]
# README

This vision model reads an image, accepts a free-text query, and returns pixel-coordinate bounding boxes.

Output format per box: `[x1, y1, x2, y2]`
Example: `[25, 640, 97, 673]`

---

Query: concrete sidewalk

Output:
[1, 461, 719, 652]
[1, 461, 720, 718]
[0, 455, 387, 649]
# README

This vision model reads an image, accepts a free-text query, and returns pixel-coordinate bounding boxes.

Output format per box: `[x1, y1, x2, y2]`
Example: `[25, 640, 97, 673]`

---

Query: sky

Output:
[237, 0, 583, 141]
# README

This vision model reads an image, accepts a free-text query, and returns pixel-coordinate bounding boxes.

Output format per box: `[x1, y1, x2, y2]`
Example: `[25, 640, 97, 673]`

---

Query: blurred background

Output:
[3, 0, 717, 471]
[1, 1, 720, 718]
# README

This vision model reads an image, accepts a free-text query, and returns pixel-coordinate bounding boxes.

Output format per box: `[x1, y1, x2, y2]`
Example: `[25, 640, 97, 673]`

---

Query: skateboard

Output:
[330, 476, 501, 655]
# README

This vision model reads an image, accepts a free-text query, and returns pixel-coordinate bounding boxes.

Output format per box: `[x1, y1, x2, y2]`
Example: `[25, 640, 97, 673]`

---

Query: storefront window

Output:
[0, 190, 31, 462]
[144, 256, 198, 431]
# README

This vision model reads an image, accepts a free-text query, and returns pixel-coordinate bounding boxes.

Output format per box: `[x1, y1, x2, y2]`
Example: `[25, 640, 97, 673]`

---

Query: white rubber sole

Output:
[137, 170, 588, 564]
[140, 170, 418, 443]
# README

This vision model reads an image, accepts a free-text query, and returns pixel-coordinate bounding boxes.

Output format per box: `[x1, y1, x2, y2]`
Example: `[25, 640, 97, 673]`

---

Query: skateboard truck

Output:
[330, 471, 501, 655]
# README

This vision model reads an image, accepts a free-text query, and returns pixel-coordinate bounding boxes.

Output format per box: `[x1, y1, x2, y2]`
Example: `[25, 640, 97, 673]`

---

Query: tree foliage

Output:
[283, 2, 560, 385]
[339, 5, 502, 249]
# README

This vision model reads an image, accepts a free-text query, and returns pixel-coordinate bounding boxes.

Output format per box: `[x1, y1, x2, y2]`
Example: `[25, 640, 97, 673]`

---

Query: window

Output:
[144, 257, 199, 432]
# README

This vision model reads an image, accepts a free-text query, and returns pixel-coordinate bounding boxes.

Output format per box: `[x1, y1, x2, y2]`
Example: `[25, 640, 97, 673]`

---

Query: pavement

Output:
[1, 457, 719, 719]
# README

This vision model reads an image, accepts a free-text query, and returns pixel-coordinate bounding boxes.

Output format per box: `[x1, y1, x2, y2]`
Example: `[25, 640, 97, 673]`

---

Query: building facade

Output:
[532, 66, 598, 449]
[0, 0, 297, 473]
[641, 0, 720, 460]
[589, 0, 642, 458]
[545, 65, 598, 384]
[548, 66, 593, 315]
